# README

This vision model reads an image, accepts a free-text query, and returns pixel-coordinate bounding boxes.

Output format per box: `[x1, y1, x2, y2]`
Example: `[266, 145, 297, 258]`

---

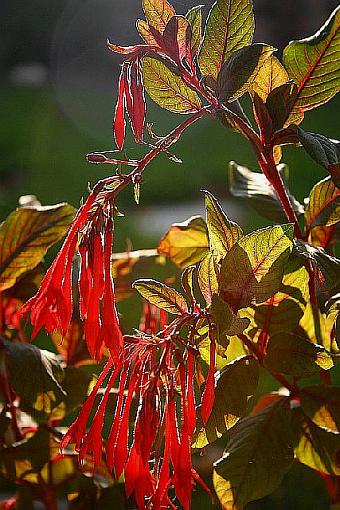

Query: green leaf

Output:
[142, 0, 175, 32]
[198, 0, 254, 80]
[228, 161, 304, 222]
[293, 240, 340, 291]
[0, 338, 66, 422]
[213, 397, 294, 510]
[133, 278, 188, 314]
[264, 333, 334, 376]
[204, 190, 243, 261]
[300, 385, 340, 434]
[181, 265, 196, 306]
[305, 176, 340, 230]
[142, 56, 201, 114]
[209, 294, 250, 339]
[250, 55, 289, 101]
[266, 83, 303, 131]
[186, 5, 203, 56]
[193, 356, 259, 448]
[220, 224, 294, 309]
[158, 216, 209, 268]
[61, 366, 93, 415]
[0, 202, 76, 292]
[292, 408, 340, 475]
[216, 44, 275, 102]
[298, 129, 340, 171]
[198, 252, 219, 306]
[325, 294, 340, 350]
[283, 6, 340, 121]
[299, 302, 336, 352]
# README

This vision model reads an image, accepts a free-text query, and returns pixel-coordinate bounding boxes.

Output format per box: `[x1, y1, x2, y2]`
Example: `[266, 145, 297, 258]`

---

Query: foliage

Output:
[0, 0, 340, 509]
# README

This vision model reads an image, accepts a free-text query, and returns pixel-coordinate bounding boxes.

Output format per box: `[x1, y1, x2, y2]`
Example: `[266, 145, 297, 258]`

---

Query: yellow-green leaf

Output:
[186, 5, 203, 56]
[0, 203, 76, 292]
[204, 190, 243, 260]
[193, 356, 258, 448]
[133, 278, 188, 315]
[213, 397, 294, 510]
[158, 216, 209, 268]
[283, 6, 340, 121]
[220, 224, 294, 309]
[142, 0, 175, 32]
[250, 55, 289, 101]
[264, 333, 334, 376]
[198, 0, 254, 80]
[198, 252, 219, 306]
[300, 386, 340, 434]
[299, 302, 336, 351]
[142, 56, 201, 114]
[305, 176, 340, 230]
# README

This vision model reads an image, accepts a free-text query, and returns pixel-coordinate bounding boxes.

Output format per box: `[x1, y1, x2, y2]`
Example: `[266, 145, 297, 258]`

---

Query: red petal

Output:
[201, 339, 216, 425]
[114, 70, 126, 151]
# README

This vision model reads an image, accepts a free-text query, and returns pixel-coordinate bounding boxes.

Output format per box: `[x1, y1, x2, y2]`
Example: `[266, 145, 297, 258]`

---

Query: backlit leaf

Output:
[142, 0, 175, 32]
[209, 294, 250, 339]
[216, 44, 275, 102]
[142, 56, 201, 113]
[213, 397, 294, 509]
[293, 240, 340, 291]
[220, 224, 294, 309]
[228, 161, 304, 222]
[300, 386, 340, 434]
[186, 5, 203, 55]
[193, 356, 258, 448]
[250, 56, 289, 101]
[133, 278, 188, 314]
[181, 265, 196, 306]
[158, 216, 209, 268]
[299, 302, 336, 352]
[264, 333, 334, 376]
[198, 0, 254, 80]
[136, 19, 159, 45]
[266, 82, 303, 131]
[283, 6, 340, 121]
[198, 252, 219, 306]
[292, 408, 340, 475]
[305, 176, 340, 230]
[204, 190, 243, 261]
[0, 203, 75, 291]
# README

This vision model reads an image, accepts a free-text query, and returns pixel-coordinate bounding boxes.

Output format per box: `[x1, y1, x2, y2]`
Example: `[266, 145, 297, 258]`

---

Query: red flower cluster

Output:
[61, 303, 216, 509]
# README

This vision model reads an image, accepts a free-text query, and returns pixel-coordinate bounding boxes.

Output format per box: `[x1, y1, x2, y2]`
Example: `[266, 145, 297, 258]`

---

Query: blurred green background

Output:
[1, 0, 340, 508]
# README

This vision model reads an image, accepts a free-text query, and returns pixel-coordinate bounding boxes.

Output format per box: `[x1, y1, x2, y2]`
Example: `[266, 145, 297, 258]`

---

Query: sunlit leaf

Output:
[142, 56, 201, 113]
[198, 252, 219, 306]
[283, 6, 340, 121]
[228, 161, 304, 222]
[198, 0, 254, 80]
[133, 278, 188, 314]
[216, 44, 275, 102]
[220, 224, 294, 309]
[193, 356, 258, 448]
[158, 216, 209, 268]
[213, 397, 294, 510]
[250, 56, 289, 101]
[293, 240, 340, 291]
[181, 265, 196, 306]
[325, 294, 340, 350]
[142, 0, 175, 32]
[136, 19, 159, 45]
[292, 408, 340, 475]
[264, 332, 334, 376]
[305, 176, 340, 232]
[204, 190, 243, 261]
[300, 385, 340, 434]
[299, 302, 337, 352]
[186, 5, 203, 55]
[265, 82, 304, 131]
[0, 203, 75, 291]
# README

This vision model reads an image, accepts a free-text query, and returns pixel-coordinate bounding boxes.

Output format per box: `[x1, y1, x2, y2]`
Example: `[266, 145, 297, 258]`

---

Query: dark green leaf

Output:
[209, 294, 250, 339]
[198, 0, 254, 80]
[213, 397, 294, 509]
[264, 332, 334, 376]
[300, 385, 340, 434]
[133, 278, 188, 314]
[293, 240, 340, 291]
[298, 129, 340, 171]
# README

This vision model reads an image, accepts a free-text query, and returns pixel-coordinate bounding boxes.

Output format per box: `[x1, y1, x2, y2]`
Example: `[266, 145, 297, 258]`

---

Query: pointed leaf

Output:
[213, 397, 294, 510]
[0, 203, 76, 292]
[264, 333, 334, 376]
[250, 55, 289, 101]
[298, 129, 340, 172]
[292, 408, 340, 475]
[186, 5, 203, 56]
[216, 44, 275, 102]
[198, 0, 254, 80]
[198, 252, 219, 306]
[266, 82, 303, 131]
[181, 265, 196, 306]
[283, 6, 340, 121]
[193, 356, 259, 448]
[300, 386, 340, 434]
[305, 176, 340, 230]
[133, 278, 188, 314]
[204, 190, 243, 260]
[228, 161, 304, 222]
[142, 0, 175, 32]
[136, 19, 159, 45]
[158, 216, 209, 268]
[209, 294, 250, 340]
[220, 224, 294, 309]
[293, 240, 340, 291]
[142, 56, 201, 113]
